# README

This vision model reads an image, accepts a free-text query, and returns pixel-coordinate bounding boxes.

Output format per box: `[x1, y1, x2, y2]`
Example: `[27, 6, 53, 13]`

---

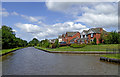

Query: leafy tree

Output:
[93, 38, 97, 45]
[28, 38, 39, 46]
[2, 25, 28, 49]
[54, 39, 59, 48]
[103, 31, 120, 44]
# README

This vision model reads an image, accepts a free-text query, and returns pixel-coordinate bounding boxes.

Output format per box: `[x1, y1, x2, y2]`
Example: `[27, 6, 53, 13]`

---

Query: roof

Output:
[88, 28, 107, 34]
[58, 35, 62, 38]
[70, 36, 79, 42]
[66, 32, 79, 37]
[77, 38, 88, 41]
[62, 34, 65, 37]
[82, 30, 88, 35]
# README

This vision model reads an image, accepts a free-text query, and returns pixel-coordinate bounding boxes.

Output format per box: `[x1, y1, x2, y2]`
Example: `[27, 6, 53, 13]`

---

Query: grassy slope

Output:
[0, 47, 24, 55]
[100, 54, 120, 59]
[35, 44, 119, 52]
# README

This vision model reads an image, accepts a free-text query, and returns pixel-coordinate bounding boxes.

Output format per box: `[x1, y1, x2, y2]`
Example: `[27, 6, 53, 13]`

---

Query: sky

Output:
[1, 1, 118, 42]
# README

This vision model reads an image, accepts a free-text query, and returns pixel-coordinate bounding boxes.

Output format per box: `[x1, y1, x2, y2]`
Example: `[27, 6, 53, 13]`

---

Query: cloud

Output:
[46, 2, 118, 28]
[12, 29, 17, 32]
[75, 3, 118, 27]
[15, 22, 88, 40]
[15, 23, 42, 33]
[20, 15, 45, 22]
[0, 8, 9, 17]
[11, 11, 19, 15]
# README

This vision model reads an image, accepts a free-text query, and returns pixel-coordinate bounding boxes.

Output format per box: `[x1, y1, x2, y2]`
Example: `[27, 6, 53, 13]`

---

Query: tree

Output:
[93, 38, 97, 45]
[28, 38, 39, 46]
[103, 31, 120, 44]
[2, 25, 28, 49]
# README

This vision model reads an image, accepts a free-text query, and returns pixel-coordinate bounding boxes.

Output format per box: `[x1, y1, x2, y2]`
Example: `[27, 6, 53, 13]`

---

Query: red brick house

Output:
[77, 30, 88, 44]
[60, 28, 108, 45]
[87, 28, 107, 44]
[63, 32, 80, 44]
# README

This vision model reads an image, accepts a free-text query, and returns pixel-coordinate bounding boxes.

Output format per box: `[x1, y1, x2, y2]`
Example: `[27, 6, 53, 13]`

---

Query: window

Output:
[81, 35, 83, 38]
[91, 34, 93, 37]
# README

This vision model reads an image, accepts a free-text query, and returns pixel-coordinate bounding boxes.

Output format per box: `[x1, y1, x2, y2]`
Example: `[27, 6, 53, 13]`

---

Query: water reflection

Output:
[2, 47, 119, 75]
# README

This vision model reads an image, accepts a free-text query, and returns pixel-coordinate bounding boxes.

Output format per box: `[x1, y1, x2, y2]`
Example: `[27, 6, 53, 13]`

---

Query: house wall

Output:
[64, 32, 80, 44]
[88, 33, 101, 44]
[58, 38, 62, 42]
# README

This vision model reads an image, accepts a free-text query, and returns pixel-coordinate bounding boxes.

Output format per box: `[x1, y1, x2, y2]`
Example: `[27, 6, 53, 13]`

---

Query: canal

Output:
[1, 47, 119, 75]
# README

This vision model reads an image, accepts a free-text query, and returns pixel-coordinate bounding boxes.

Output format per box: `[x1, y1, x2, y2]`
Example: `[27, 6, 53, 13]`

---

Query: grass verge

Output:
[100, 54, 120, 59]
[0, 47, 24, 55]
[35, 44, 119, 52]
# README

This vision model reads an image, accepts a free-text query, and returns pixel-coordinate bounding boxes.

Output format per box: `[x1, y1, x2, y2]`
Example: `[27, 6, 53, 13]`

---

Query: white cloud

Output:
[46, 2, 118, 28]
[75, 3, 118, 27]
[15, 22, 88, 39]
[0, 8, 9, 17]
[12, 29, 17, 32]
[15, 23, 42, 33]
[21, 15, 45, 22]
[11, 11, 19, 15]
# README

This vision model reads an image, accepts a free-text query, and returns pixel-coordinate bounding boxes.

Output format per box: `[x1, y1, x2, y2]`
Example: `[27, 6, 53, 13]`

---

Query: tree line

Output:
[1, 25, 120, 49]
[1, 25, 59, 49]
[2, 25, 28, 49]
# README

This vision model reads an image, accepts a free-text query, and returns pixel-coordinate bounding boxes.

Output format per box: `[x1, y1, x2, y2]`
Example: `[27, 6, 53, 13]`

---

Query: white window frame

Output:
[91, 34, 93, 37]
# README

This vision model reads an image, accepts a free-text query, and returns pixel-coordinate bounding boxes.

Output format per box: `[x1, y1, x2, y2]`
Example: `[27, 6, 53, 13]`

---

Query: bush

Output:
[70, 43, 86, 48]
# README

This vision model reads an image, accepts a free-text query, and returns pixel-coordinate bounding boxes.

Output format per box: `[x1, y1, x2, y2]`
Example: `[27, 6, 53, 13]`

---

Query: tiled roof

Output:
[66, 32, 79, 37]
[77, 38, 88, 41]
[88, 28, 107, 34]
[82, 30, 88, 34]
[70, 37, 79, 42]
[58, 35, 62, 38]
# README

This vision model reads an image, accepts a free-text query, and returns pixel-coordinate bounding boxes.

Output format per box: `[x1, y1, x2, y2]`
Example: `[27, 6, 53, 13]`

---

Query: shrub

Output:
[70, 43, 86, 48]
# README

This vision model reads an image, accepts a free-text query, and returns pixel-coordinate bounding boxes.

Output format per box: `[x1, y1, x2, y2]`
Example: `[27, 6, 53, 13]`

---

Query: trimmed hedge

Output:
[70, 43, 86, 48]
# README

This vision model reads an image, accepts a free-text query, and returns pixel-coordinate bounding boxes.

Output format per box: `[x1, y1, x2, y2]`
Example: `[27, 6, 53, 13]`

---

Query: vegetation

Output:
[100, 54, 120, 59]
[39, 39, 59, 48]
[35, 44, 119, 51]
[39, 39, 50, 48]
[51, 39, 59, 48]
[2, 25, 28, 49]
[70, 43, 86, 48]
[0, 47, 24, 55]
[28, 38, 39, 46]
[103, 31, 120, 44]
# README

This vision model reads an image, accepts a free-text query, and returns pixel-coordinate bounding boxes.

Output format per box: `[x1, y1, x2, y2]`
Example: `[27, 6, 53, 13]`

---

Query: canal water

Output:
[1, 47, 119, 75]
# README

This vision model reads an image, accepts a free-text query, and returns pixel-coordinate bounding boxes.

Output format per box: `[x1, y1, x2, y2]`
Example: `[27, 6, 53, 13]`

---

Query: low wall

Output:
[36, 47, 119, 54]
[100, 57, 120, 63]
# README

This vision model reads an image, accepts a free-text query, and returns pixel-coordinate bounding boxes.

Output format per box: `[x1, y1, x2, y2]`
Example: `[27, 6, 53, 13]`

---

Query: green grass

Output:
[35, 44, 119, 52]
[100, 54, 120, 59]
[0, 47, 24, 55]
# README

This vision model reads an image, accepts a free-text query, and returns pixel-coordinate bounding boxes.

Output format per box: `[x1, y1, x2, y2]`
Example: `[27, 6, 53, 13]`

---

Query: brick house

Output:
[77, 30, 88, 44]
[87, 28, 107, 44]
[63, 32, 80, 44]
[59, 28, 108, 45]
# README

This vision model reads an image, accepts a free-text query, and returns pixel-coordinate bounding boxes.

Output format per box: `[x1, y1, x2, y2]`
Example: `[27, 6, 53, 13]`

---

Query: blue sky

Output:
[2, 2, 118, 41]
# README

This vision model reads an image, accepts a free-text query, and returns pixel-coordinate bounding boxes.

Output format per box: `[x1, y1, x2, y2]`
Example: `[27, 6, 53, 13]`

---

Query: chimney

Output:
[100, 28, 103, 33]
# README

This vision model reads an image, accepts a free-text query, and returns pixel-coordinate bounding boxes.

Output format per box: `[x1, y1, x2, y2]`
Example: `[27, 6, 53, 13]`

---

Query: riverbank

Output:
[36, 44, 119, 51]
[0, 47, 25, 56]
[100, 54, 120, 63]
[35, 45, 119, 54]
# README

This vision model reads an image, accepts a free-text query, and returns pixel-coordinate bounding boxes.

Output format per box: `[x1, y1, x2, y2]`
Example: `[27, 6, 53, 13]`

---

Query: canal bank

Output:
[0, 47, 26, 57]
[35, 47, 119, 54]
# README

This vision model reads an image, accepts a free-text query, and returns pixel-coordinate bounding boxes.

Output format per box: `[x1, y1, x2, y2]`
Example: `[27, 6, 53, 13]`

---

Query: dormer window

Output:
[91, 34, 93, 37]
